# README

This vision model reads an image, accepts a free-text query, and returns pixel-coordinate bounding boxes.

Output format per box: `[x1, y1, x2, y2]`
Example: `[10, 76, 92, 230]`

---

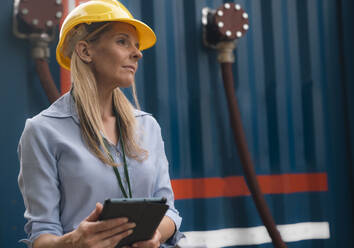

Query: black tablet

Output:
[98, 197, 169, 248]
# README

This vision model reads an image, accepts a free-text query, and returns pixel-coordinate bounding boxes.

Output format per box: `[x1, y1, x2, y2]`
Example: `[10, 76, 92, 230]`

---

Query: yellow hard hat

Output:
[56, 0, 156, 70]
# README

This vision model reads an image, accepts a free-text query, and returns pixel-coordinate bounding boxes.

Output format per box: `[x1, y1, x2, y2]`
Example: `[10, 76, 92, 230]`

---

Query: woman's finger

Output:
[89, 216, 130, 233]
[86, 202, 103, 222]
[96, 222, 136, 240]
[102, 229, 134, 248]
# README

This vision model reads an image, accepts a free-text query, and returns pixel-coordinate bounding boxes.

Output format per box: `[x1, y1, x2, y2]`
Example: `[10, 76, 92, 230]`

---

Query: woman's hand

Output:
[33, 203, 135, 248]
[124, 230, 161, 248]
[68, 202, 136, 248]
[121, 216, 175, 248]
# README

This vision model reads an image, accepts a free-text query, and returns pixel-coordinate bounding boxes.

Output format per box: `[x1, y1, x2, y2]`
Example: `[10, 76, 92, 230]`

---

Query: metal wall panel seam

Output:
[322, 0, 354, 246]
[261, 0, 281, 173]
[261, 0, 285, 222]
[340, 0, 354, 212]
[340, 0, 354, 181]
[296, 0, 317, 172]
[152, 0, 173, 164]
[140, 1, 158, 117]
[286, 0, 306, 171]
[305, 2, 330, 240]
[271, 0, 293, 226]
[323, 0, 351, 173]
[173, 0, 193, 179]
[195, 0, 217, 176]
[335, 0, 354, 207]
[243, 0, 261, 170]
[182, 0, 205, 178]
[164, 0, 182, 177]
[250, 0, 271, 172]
[307, 0, 327, 172]
[280, 0, 297, 171]
[271, 0, 291, 173]
[297, 0, 329, 232]
[126, 0, 146, 108]
[312, 0, 331, 174]
[235, 0, 256, 168]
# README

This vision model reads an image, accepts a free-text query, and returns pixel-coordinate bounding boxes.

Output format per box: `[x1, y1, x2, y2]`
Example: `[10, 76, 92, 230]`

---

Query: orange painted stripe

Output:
[76, 0, 87, 6]
[60, 0, 68, 26]
[60, 0, 91, 94]
[60, 69, 71, 95]
[59, 0, 71, 95]
[171, 173, 328, 200]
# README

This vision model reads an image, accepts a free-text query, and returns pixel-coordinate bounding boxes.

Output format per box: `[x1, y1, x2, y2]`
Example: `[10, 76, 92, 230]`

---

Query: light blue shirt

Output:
[18, 92, 183, 247]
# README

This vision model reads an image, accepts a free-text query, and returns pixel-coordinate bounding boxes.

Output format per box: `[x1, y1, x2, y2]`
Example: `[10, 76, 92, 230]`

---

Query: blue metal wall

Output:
[1, 0, 353, 247]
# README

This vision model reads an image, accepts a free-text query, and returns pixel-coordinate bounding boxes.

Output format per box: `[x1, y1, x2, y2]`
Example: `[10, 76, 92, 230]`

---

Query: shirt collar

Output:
[41, 92, 150, 124]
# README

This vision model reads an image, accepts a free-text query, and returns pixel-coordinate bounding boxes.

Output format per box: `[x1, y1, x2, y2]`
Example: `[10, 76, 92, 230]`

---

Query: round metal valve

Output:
[17, 0, 63, 32]
[214, 3, 249, 41]
[202, 2, 249, 47]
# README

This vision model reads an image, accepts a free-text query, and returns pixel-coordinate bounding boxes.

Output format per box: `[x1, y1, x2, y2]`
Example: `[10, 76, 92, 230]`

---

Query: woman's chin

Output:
[115, 80, 134, 88]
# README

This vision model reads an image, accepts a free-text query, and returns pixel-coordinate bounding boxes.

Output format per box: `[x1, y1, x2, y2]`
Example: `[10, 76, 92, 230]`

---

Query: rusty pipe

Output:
[13, 0, 63, 104]
[201, 3, 287, 246]
[220, 61, 286, 248]
[35, 59, 60, 103]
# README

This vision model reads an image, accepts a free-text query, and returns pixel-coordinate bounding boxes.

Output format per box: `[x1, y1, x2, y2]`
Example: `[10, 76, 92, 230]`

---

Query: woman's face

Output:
[88, 22, 142, 89]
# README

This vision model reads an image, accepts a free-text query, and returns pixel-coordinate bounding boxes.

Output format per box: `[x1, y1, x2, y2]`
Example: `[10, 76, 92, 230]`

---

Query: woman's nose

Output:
[131, 47, 143, 61]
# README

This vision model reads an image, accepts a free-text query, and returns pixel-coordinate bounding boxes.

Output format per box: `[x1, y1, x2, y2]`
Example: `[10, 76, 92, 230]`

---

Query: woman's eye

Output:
[117, 39, 128, 46]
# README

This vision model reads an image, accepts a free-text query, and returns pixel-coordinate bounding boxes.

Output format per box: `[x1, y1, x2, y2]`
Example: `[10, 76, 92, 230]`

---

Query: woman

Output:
[17, 0, 182, 247]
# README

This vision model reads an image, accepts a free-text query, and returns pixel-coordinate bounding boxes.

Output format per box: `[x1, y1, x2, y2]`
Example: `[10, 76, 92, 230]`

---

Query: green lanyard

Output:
[70, 90, 131, 197]
[104, 110, 132, 198]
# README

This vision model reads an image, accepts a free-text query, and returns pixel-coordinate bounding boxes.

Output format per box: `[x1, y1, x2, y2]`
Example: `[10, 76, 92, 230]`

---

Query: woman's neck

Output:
[97, 87, 115, 120]
[97, 85, 118, 145]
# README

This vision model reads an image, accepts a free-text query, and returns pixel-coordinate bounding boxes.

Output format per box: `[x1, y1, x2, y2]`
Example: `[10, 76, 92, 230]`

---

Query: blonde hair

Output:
[70, 27, 147, 166]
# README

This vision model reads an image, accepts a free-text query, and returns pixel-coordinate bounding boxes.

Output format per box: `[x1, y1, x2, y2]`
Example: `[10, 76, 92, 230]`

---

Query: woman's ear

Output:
[75, 41, 92, 63]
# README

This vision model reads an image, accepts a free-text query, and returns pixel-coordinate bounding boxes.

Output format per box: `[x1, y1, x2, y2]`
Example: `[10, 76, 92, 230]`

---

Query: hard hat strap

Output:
[85, 22, 111, 41]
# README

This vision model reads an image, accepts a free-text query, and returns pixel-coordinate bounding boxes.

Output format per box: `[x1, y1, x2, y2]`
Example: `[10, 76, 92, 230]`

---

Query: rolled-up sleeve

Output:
[18, 118, 63, 247]
[151, 120, 184, 246]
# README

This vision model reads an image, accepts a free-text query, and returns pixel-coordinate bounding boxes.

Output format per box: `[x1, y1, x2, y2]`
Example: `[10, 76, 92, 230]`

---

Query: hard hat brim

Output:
[56, 19, 156, 71]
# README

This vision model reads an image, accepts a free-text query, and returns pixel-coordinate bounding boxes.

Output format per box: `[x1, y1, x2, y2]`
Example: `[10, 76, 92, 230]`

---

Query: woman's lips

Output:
[122, 65, 136, 73]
